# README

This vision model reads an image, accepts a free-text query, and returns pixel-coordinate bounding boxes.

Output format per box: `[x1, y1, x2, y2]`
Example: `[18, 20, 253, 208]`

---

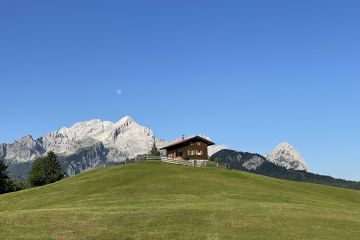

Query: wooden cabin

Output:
[160, 136, 215, 160]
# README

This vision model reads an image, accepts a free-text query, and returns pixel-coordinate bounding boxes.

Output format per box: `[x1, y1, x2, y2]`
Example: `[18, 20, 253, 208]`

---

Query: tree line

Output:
[0, 151, 64, 194]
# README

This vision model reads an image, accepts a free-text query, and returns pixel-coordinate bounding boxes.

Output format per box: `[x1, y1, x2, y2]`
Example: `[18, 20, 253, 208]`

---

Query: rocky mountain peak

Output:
[114, 116, 134, 127]
[1, 116, 157, 174]
[59, 119, 113, 140]
[18, 135, 34, 143]
[266, 142, 308, 171]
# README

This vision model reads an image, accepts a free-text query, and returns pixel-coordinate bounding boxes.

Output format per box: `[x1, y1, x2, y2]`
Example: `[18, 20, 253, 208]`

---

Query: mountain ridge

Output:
[1, 116, 311, 180]
[0, 116, 167, 178]
[211, 149, 360, 190]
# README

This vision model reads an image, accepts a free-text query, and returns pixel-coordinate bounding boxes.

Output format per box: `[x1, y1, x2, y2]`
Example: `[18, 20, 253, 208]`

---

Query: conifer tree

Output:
[150, 142, 160, 156]
[28, 151, 64, 187]
[0, 160, 11, 194]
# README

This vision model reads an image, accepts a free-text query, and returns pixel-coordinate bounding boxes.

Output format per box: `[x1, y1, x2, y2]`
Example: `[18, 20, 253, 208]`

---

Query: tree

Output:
[0, 160, 11, 194]
[150, 142, 160, 156]
[12, 179, 30, 191]
[28, 152, 64, 187]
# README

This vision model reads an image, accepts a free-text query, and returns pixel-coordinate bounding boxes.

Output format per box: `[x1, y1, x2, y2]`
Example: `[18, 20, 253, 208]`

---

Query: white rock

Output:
[242, 155, 265, 171]
[266, 142, 308, 171]
[1, 116, 157, 163]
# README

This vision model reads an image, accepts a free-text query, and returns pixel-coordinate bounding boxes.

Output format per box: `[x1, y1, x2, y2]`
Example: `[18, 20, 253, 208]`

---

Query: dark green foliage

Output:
[150, 142, 160, 156]
[28, 152, 64, 187]
[0, 160, 12, 194]
[11, 179, 30, 191]
[211, 149, 360, 190]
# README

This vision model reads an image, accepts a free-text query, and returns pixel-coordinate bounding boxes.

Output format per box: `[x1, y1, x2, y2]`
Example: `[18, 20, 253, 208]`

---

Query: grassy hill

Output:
[1, 161, 360, 240]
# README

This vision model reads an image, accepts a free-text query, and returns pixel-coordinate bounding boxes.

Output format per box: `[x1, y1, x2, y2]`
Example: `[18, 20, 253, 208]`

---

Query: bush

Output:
[11, 179, 30, 191]
[28, 152, 64, 187]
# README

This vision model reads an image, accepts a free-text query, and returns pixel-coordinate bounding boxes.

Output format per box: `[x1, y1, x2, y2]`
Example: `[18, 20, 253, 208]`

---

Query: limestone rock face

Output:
[266, 142, 308, 171]
[241, 155, 265, 171]
[1, 116, 159, 178]
[4, 135, 45, 162]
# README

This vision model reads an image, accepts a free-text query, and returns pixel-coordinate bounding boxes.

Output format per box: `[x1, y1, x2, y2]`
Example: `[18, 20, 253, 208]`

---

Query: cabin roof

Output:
[160, 136, 215, 150]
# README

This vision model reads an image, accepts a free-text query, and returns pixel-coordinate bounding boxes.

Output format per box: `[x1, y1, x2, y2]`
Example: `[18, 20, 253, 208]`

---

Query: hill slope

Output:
[1, 161, 360, 240]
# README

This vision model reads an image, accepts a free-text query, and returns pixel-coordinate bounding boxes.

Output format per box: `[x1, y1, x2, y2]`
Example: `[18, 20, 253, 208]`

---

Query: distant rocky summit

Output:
[210, 149, 360, 190]
[266, 142, 308, 171]
[0, 116, 167, 178]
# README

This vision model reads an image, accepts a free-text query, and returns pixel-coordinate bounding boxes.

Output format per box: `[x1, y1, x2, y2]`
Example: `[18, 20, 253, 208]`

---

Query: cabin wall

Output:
[183, 141, 209, 160]
[166, 141, 209, 160]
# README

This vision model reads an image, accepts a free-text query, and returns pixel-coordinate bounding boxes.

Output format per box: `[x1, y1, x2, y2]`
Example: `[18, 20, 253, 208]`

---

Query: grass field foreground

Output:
[0, 161, 360, 240]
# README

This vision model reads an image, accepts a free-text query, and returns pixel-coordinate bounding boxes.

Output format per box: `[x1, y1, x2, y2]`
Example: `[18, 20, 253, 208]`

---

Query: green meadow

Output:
[0, 161, 359, 240]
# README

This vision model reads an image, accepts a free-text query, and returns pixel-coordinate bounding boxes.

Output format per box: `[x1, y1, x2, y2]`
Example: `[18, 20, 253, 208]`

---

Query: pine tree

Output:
[0, 160, 11, 194]
[150, 142, 160, 156]
[28, 151, 64, 187]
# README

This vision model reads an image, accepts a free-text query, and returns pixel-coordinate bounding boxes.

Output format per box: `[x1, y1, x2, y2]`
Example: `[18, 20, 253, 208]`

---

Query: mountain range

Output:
[1, 116, 168, 178]
[210, 149, 360, 190]
[0, 116, 321, 183]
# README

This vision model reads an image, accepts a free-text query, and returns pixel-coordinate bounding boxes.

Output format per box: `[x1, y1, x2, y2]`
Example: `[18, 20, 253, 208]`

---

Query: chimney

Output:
[182, 135, 185, 140]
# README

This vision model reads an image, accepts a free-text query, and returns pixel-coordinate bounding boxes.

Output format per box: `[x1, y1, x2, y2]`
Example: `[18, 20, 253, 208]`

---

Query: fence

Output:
[160, 157, 194, 166]
[106, 154, 230, 170]
[135, 155, 162, 161]
[216, 162, 231, 169]
[105, 155, 160, 166]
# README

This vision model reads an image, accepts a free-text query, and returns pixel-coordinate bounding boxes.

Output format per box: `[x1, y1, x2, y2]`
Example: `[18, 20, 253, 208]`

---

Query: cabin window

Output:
[187, 150, 203, 156]
[197, 142, 201, 146]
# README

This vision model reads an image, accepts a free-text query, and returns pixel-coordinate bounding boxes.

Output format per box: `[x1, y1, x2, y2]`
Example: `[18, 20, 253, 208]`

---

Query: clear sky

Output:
[0, 0, 359, 180]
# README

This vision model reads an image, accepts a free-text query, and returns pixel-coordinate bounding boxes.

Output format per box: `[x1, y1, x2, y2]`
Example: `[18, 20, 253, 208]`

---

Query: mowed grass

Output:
[0, 161, 360, 240]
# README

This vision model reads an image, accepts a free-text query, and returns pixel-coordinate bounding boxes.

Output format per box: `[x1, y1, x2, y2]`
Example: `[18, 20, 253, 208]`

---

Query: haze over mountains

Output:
[1, 116, 307, 179]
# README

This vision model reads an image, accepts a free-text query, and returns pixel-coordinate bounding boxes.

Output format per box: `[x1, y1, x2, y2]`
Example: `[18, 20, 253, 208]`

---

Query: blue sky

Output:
[0, 0, 359, 180]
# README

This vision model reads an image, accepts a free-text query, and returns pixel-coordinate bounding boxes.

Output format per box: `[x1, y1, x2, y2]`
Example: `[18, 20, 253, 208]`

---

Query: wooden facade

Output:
[160, 136, 215, 160]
